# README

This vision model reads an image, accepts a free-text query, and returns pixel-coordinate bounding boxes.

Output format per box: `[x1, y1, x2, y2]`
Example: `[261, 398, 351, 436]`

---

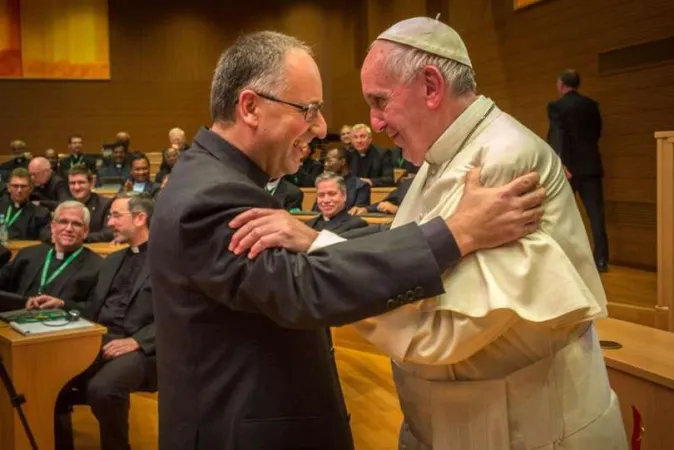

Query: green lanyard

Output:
[38, 247, 84, 294]
[397, 157, 405, 168]
[70, 155, 83, 167]
[5, 204, 24, 228]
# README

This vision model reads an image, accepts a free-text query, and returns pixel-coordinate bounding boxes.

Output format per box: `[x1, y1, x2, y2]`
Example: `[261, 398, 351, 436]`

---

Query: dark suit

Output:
[270, 179, 303, 211]
[0, 156, 29, 181]
[0, 198, 50, 240]
[83, 193, 114, 243]
[349, 145, 395, 187]
[547, 90, 608, 264]
[58, 154, 99, 179]
[56, 246, 156, 450]
[366, 177, 414, 213]
[0, 243, 102, 311]
[117, 181, 161, 198]
[149, 127, 453, 450]
[388, 147, 419, 175]
[305, 209, 368, 234]
[0, 244, 10, 269]
[31, 174, 70, 211]
[285, 157, 323, 187]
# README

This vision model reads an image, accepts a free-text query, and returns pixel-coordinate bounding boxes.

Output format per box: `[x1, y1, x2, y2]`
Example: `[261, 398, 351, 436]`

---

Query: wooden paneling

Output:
[446, 0, 674, 269]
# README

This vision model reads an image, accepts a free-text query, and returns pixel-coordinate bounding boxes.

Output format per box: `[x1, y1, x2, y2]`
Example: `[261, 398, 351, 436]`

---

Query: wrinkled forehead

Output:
[361, 41, 398, 90]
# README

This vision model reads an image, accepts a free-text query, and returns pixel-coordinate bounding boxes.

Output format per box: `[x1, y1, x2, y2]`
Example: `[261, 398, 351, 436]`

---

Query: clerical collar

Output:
[265, 178, 281, 192]
[12, 201, 25, 209]
[192, 127, 269, 188]
[129, 241, 148, 254]
[424, 95, 498, 166]
[54, 247, 78, 260]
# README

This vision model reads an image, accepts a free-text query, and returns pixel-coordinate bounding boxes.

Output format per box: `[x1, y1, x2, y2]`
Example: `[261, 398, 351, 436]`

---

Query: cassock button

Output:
[414, 286, 424, 298]
[396, 294, 405, 304]
[386, 299, 396, 309]
[406, 290, 416, 301]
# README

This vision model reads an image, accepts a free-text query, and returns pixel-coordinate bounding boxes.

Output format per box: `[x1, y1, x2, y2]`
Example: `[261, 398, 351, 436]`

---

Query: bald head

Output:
[29, 156, 53, 186]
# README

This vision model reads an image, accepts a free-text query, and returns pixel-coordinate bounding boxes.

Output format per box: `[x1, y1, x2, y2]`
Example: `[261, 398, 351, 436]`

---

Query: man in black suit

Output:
[55, 192, 156, 450]
[351, 175, 415, 216]
[266, 177, 303, 211]
[0, 201, 102, 312]
[28, 156, 71, 211]
[547, 69, 609, 271]
[0, 140, 30, 181]
[284, 140, 323, 187]
[319, 146, 370, 213]
[349, 123, 395, 186]
[306, 173, 368, 234]
[0, 168, 50, 240]
[118, 155, 161, 198]
[68, 165, 114, 242]
[59, 134, 98, 180]
[149, 31, 544, 450]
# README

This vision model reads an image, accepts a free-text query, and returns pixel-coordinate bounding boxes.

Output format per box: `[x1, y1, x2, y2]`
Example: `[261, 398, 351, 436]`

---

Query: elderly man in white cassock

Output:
[229, 17, 628, 450]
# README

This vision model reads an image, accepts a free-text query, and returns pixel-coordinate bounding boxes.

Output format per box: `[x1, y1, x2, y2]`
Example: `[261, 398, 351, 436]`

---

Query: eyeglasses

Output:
[254, 92, 323, 122]
[107, 211, 133, 221]
[53, 218, 85, 230]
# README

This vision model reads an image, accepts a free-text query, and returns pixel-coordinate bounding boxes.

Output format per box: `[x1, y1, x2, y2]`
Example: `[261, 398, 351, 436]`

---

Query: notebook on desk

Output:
[0, 308, 95, 335]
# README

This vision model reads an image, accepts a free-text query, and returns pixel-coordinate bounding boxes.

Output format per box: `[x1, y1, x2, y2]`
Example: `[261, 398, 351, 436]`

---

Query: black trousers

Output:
[570, 177, 609, 263]
[55, 350, 152, 450]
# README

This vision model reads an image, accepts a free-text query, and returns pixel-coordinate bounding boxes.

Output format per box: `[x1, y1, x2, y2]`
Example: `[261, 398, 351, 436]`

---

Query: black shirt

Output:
[98, 241, 148, 339]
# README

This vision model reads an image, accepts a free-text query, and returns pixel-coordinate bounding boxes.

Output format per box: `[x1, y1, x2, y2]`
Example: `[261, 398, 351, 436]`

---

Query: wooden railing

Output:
[655, 131, 674, 331]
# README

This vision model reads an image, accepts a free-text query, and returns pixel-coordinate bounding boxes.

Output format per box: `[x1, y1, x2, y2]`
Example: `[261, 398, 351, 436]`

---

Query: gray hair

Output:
[315, 172, 347, 194]
[113, 192, 154, 227]
[54, 201, 91, 227]
[210, 31, 312, 123]
[380, 43, 477, 96]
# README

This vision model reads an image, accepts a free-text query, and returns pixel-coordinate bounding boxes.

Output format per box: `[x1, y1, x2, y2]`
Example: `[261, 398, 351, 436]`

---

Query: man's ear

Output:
[237, 90, 261, 127]
[423, 65, 445, 111]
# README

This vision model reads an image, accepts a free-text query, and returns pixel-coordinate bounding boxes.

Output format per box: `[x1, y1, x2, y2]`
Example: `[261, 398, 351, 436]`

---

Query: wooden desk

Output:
[593, 319, 674, 449]
[0, 323, 105, 450]
[292, 213, 393, 226]
[6, 241, 127, 259]
[300, 187, 395, 212]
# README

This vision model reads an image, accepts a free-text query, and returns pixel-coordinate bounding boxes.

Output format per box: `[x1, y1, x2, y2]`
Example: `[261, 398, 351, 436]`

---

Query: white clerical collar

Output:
[56, 251, 64, 260]
[265, 178, 281, 191]
[425, 95, 497, 166]
[130, 246, 140, 254]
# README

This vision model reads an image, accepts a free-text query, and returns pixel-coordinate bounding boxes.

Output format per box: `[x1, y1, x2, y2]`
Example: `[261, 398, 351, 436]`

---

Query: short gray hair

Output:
[379, 42, 477, 96]
[54, 201, 90, 227]
[114, 192, 154, 227]
[315, 172, 346, 194]
[210, 31, 312, 123]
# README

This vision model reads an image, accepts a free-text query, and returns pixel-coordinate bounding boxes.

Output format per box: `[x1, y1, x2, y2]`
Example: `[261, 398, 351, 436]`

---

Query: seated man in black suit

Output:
[28, 156, 71, 211]
[0, 140, 30, 182]
[315, 147, 370, 213]
[306, 173, 367, 234]
[351, 175, 415, 216]
[59, 134, 99, 180]
[69, 165, 114, 242]
[97, 141, 131, 184]
[119, 154, 161, 197]
[349, 123, 395, 187]
[155, 147, 179, 185]
[55, 192, 156, 450]
[0, 201, 102, 312]
[284, 140, 323, 187]
[0, 168, 51, 240]
[266, 177, 303, 212]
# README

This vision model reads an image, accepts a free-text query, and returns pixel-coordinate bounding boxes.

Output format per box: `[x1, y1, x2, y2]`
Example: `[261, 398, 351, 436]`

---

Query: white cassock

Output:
[309, 96, 628, 450]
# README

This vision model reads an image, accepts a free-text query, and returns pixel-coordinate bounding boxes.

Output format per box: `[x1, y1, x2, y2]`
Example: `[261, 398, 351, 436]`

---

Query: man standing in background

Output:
[547, 69, 609, 272]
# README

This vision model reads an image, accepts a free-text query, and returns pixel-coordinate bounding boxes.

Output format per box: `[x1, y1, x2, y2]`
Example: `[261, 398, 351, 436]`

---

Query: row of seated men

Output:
[284, 123, 418, 190]
[0, 158, 165, 243]
[268, 144, 415, 224]
[3, 135, 177, 189]
[0, 193, 155, 450]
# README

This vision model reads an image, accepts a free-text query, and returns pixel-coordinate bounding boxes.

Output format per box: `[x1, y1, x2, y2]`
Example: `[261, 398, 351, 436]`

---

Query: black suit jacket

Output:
[366, 176, 414, 213]
[85, 248, 155, 355]
[83, 193, 113, 242]
[0, 243, 102, 311]
[388, 147, 419, 175]
[0, 156, 29, 181]
[305, 209, 368, 234]
[0, 198, 51, 240]
[349, 145, 395, 186]
[31, 174, 70, 211]
[547, 90, 604, 179]
[271, 179, 303, 211]
[285, 158, 323, 187]
[149, 127, 446, 450]
[58, 154, 99, 179]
